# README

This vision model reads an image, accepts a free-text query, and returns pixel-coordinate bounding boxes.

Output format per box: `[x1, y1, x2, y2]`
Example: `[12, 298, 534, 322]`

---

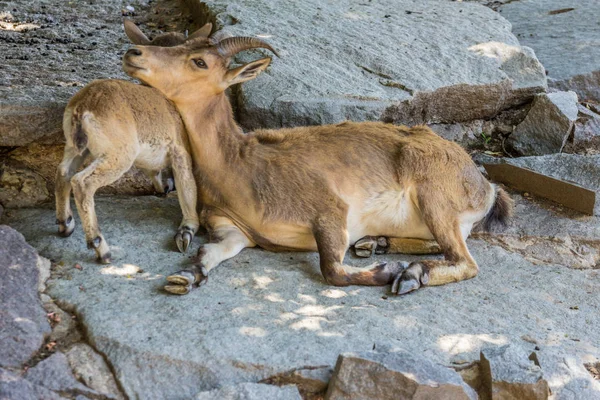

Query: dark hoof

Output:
[354, 237, 376, 258]
[56, 216, 75, 238]
[164, 177, 176, 194]
[164, 284, 192, 295]
[391, 262, 430, 295]
[166, 265, 208, 290]
[175, 227, 194, 253]
[98, 254, 112, 264]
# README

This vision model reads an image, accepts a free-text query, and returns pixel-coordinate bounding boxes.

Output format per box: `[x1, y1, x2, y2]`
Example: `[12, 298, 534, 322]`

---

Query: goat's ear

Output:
[187, 23, 212, 41]
[124, 19, 151, 45]
[224, 58, 271, 86]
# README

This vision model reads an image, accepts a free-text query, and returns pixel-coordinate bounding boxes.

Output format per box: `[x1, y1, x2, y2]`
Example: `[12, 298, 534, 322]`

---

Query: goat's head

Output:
[123, 19, 213, 47]
[122, 30, 277, 101]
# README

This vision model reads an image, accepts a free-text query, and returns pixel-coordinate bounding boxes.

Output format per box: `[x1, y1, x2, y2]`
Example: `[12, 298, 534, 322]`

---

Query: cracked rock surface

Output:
[1, 195, 599, 399]
[212, 0, 546, 130]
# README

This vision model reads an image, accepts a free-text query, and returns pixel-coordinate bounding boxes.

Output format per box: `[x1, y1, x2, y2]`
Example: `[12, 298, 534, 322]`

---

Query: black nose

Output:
[126, 48, 142, 57]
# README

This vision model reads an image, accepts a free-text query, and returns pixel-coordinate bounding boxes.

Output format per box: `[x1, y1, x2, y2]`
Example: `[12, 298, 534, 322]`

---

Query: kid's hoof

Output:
[164, 284, 192, 295]
[354, 236, 377, 258]
[391, 262, 429, 295]
[166, 265, 208, 287]
[56, 216, 75, 238]
[164, 177, 176, 194]
[98, 254, 112, 264]
[175, 227, 194, 253]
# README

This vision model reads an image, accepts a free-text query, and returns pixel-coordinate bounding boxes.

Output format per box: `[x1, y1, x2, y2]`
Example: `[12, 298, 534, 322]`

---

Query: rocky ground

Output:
[1, 0, 600, 399]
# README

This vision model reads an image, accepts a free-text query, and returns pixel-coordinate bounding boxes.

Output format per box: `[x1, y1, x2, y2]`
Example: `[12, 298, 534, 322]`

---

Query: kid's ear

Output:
[224, 57, 271, 86]
[124, 19, 151, 45]
[187, 23, 212, 41]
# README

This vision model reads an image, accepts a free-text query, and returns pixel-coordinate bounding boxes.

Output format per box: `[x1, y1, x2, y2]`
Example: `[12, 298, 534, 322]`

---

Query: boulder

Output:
[24, 352, 100, 397]
[0, 162, 50, 208]
[65, 343, 124, 400]
[325, 350, 477, 399]
[3, 196, 600, 399]
[210, 0, 546, 130]
[480, 345, 549, 400]
[497, 0, 600, 102]
[0, 225, 51, 368]
[0, 368, 64, 400]
[572, 103, 600, 151]
[195, 383, 302, 400]
[507, 91, 578, 155]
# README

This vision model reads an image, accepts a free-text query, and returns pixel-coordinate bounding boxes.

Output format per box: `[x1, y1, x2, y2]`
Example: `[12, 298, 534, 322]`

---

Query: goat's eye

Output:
[193, 58, 207, 69]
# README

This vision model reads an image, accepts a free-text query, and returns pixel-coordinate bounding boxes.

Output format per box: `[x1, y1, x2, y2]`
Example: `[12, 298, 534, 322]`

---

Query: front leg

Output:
[354, 236, 441, 257]
[164, 217, 255, 295]
[170, 146, 200, 253]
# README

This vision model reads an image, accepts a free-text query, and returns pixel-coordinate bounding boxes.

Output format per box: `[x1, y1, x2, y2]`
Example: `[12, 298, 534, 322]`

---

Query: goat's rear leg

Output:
[354, 236, 440, 257]
[391, 206, 478, 296]
[71, 157, 133, 263]
[164, 217, 254, 295]
[313, 213, 407, 288]
[170, 146, 199, 253]
[55, 146, 88, 237]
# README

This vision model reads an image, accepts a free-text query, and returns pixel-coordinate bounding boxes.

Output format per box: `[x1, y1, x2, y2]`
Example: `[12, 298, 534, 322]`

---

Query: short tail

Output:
[481, 186, 514, 232]
[71, 109, 88, 153]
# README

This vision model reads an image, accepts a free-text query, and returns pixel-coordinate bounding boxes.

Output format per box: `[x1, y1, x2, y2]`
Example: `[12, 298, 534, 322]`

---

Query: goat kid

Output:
[123, 35, 513, 294]
[55, 21, 211, 263]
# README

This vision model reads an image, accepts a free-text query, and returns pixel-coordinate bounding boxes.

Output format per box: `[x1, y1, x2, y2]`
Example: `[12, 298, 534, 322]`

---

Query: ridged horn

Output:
[216, 37, 279, 58]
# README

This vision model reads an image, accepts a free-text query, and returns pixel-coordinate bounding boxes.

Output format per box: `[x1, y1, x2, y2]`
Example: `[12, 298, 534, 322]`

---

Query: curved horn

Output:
[216, 37, 279, 58]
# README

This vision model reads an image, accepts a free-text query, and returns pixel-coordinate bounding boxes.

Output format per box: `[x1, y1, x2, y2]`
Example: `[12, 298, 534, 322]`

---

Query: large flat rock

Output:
[0, 225, 51, 369]
[2, 196, 599, 399]
[497, 0, 600, 101]
[211, 0, 546, 129]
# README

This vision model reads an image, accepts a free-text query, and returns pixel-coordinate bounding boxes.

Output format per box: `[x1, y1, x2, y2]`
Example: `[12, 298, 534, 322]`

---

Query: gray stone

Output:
[2, 196, 600, 399]
[573, 103, 600, 151]
[0, 225, 51, 369]
[24, 352, 99, 396]
[65, 343, 124, 400]
[480, 345, 549, 400]
[497, 0, 600, 102]
[195, 383, 302, 400]
[0, 162, 50, 208]
[503, 154, 600, 215]
[537, 356, 600, 400]
[325, 350, 477, 400]
[0, 368, 65, 400]
[37, 255, 51, 293]
[507, 91, 579, 155]
[210, 0, 546, 130]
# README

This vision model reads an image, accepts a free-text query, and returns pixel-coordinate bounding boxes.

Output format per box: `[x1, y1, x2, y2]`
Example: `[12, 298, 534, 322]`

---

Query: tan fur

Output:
[54, 25, 212, 262]
[123, 36, 512, 292]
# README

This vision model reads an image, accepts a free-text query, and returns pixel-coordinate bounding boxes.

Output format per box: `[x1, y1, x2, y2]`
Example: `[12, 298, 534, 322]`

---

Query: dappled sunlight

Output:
[252, 275, 274, 289]
[98, 263, 163, 281]
[320, 289, 347, 299]
[468, 41, 521, 63]
[317, 331, 345, 338]
[298, 294, 317, 304]
[101, 264, 141, 276]
[231, 303, 264, 316]
[290, 316, 328, 331]
[264, 293, 285, 302]
[295, 304, 343, 317]
[239, 326, 267, 337]
[437, 334, 509, 355]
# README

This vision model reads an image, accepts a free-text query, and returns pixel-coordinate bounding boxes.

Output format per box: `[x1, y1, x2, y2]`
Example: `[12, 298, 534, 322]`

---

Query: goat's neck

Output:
[178, 92, 245, 169]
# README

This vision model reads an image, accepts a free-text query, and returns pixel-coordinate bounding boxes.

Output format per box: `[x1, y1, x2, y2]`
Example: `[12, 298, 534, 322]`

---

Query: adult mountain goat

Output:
[55, 21, 212, 263]
[122, 34, 513, 295]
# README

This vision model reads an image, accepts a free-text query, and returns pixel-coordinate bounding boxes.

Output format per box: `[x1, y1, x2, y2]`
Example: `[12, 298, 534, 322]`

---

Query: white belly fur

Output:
[347, 187, 433, 244]
[346, 184, 495, 245]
